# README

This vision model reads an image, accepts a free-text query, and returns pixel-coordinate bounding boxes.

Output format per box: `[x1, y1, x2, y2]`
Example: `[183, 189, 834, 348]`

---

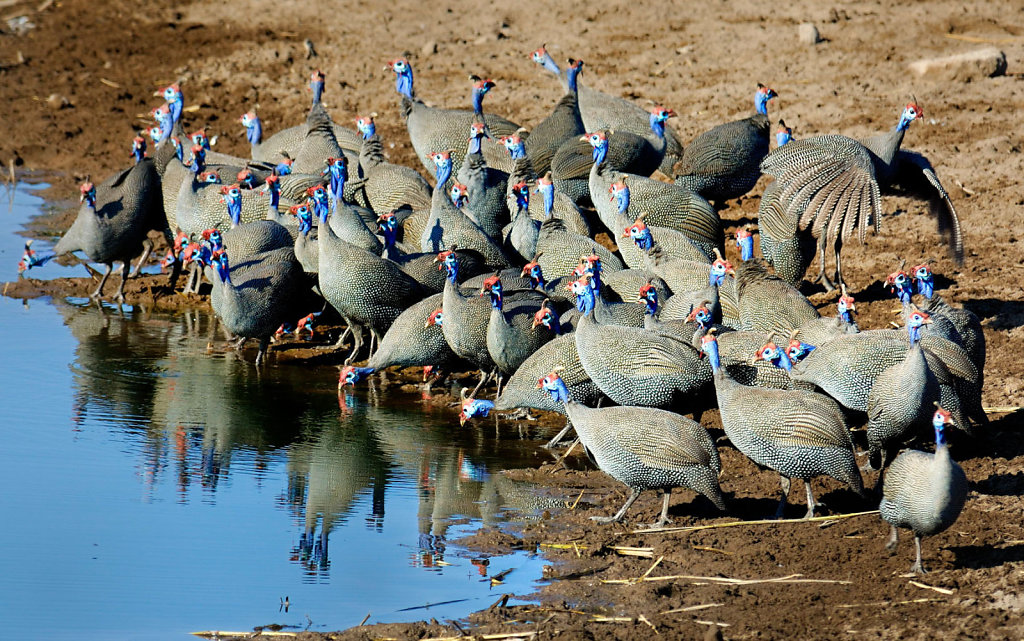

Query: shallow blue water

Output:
[0, 182, 550, 640]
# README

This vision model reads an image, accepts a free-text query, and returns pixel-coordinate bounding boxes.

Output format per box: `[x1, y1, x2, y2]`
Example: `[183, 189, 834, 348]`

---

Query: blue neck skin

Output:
[526, 265, 546, 289]
[540, 310, 562, 334]
[488, 284, 504, 310]
[649, 113, 666, 139]
[566, 63, 581, 93]
[575, 283, 596, 316]
[641, 290, 658, 316]
[206, 232, 223, 252]
[537, 51, 562, 76]
[915, 272, 935, 299]
[327, 163, 346, 205]
[131, 145, 145, 164]
[245, 117, 262, 145]
[709, 268, 727, 287]
[444, 256, 459, 284]
[358, 120, 376, 140]
[395, 67, 414, 99]
[768, 347, 793, 372]
[907, 321, 923, 345]
[311, 192, 330, 224]
[297, 210, 312, 236]
[592, 139, 608, 165]
[468, 132, 484, 155]
[166, 91, 183, 124]
[450, 186, 466, 209]
[215, 256, 231, 286]
[471, 86, 489, 116]
[703, 339, 722, 371]
[893, 280, 913, 305]
[342, 367, 375, 386]
[506, 140, 526, 159]
[897, 109, 916, 132]
[776, 129, 792, 146]
[737, 235, 754, 261]
[435, 158, 452, 187]
[543, 376, 570, 403]
[154, 112, 173, 144]
[537, 182, 554, 217]
[514, 187, 529, 212]
[837, 302, 855, 325]
[632, 227, 654, 251]
[275, 161, 292, 176]
[171, 139, 183, 161]
[225, 194, 242, 227]
[613, 186, 630, 215]
[310, 80, 324, 104]
[933, 417, 948, 447]
[81, 194, 97, 213]
[379, 218, 397, 249]
[265, 182, 280, 211]
[586, 264, 602, 294]
[189, 150, 206, 174]
[755, 91, 771, 115]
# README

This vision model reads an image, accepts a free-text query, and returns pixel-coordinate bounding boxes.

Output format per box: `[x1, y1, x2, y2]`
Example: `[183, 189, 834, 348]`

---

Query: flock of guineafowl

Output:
[23, 44, 983, 575]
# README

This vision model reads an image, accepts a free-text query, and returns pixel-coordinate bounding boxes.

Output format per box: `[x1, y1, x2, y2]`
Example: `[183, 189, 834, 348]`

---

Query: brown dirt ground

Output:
[2, 0, 1023, 639]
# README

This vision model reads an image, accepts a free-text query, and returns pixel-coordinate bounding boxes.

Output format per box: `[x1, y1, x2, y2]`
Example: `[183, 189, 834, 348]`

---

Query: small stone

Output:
[908, 47, 1007, 81]
[421, 40, 437, 56]
[799, 23, 821, 45]
[45, 93, 71, 110]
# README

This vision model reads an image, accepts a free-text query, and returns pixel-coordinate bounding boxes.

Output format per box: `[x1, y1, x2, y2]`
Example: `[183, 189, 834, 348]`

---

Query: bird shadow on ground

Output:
[964, 298, 1024, 330]
[949, 543, 1024, 571]
[973, 471, 1024, 497]
[958, 410, 1024, 462]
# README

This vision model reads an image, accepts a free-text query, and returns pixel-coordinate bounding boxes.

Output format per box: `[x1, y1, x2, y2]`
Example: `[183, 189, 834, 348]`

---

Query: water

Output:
[0, 182, 551, 640]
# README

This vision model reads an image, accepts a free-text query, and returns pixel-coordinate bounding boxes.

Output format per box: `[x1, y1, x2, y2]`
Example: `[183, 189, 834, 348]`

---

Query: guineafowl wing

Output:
[891, 150, 964, 264]
[612, 411, 713, 469]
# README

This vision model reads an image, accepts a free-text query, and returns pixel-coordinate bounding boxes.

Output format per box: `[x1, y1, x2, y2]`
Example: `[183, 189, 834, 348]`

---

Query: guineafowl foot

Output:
[592, 489, 640, 525]
[543, 421, 575, 449]
[773, 476, 792, 519]
[130, 240, 153, 278]
[504, 408, 536, 422]
[590, 515, 621, 524]
[910, 536, 927, 574]
[802, 481, 818, 519]
[885, 524, 899, 551]
[90, 264, 113, 300]
[233, 337, 247, 350]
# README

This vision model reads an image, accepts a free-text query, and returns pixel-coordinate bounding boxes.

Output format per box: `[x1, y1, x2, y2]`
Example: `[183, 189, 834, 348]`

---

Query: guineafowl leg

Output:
[130, 239, 153, 277]
[774, 476, 792, 519]
[344, 324, 364, 365]
[872, 450, 890, 494]
[910, 536, 926, 574]
[803, 480, 817, 519]
[544, 419, 575, 449]
[592, 489, 640, 524]
[165, 256, 182, 291]
[254, 337, 269, 367]
[330, 326, 352, 350]
[115, 260, 130, 303]
[832, 243, 845, 294]
[651, 490, 674, 528]
[815, 239, 836, 292]
[90, 263, 113, 299]
[884, 524, 899, 551]
[470, 369, 493, 397]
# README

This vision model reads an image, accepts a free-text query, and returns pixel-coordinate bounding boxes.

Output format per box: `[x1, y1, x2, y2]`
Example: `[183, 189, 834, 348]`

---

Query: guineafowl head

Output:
[212, 250, 231, 285]
[609, 181, 630, 214]
[189, 128, 210, 150]
[201, 228, 224, 251]
[532, 300, 562, 334]
[648, 106, 676, 138]
[290, 204, 313, 235]
[911, 263, 935, 299]
[582, 132, 609, 165]
[567, 274, 595, 316]
[837, 285, 857, 324]
[79, 180, 96, 208]
[237, 169, 257, 189]
[531, 45, 562, 75]
[897, 103, 923, 132]
[159, 249, 176, 271]
[356, 114, 376, 139]
[499, 133, 527, 159]
[566, 58, 584, 92]
[753, 339, 792, 372]
[425, 308, 444, 328]
[637, 283, 659, 316]
[219, 184, 243, 227]
[685, 302, 713, 329]
[776, 120, 793, 146]
[468, 121, 488, 154]
[470, 75, 496, 114]
[130, 136, 147, 164]
[275, 156, 293, 176]
[386, 58, 414, 99]
[521, 258, 545, 289]
[699, 328, 722, 369]
[535, 173, 555, 217]
[885, 267, 913, 304]
[538, 369, 570, 403]
[754, 84, 777, 115]
[431, 150, 454, 187]
[145, 126, 163, 145]
[906, 309, 932, 344]
[306, 184, 330, 222]
[785, 330, 816, 364]
[480, 274, 503, 309]
[155, 83, 183, 123]
[377, 212, 398, 248]
[197, 171, 220, 185]
[262, 174, 280, 205]
[735, 226, 754, 261]
[173, 231, 188, 253]
[932, 406, 952, 446]
[240, 112, 262, 145]
[511, 181, 530, 211]
[460, 392, 495, 426]
[309, 69, 325, 103]
[436, 250, 459, 283]
[709, 252, 735, 287]
[450, 182, 469, 209]
[323, 156, 347, 197]
[151, 104, 173, 143]
[338, 365, 374, 388]
[624, 214, 654, 251]
[188, 145, 207, 173]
